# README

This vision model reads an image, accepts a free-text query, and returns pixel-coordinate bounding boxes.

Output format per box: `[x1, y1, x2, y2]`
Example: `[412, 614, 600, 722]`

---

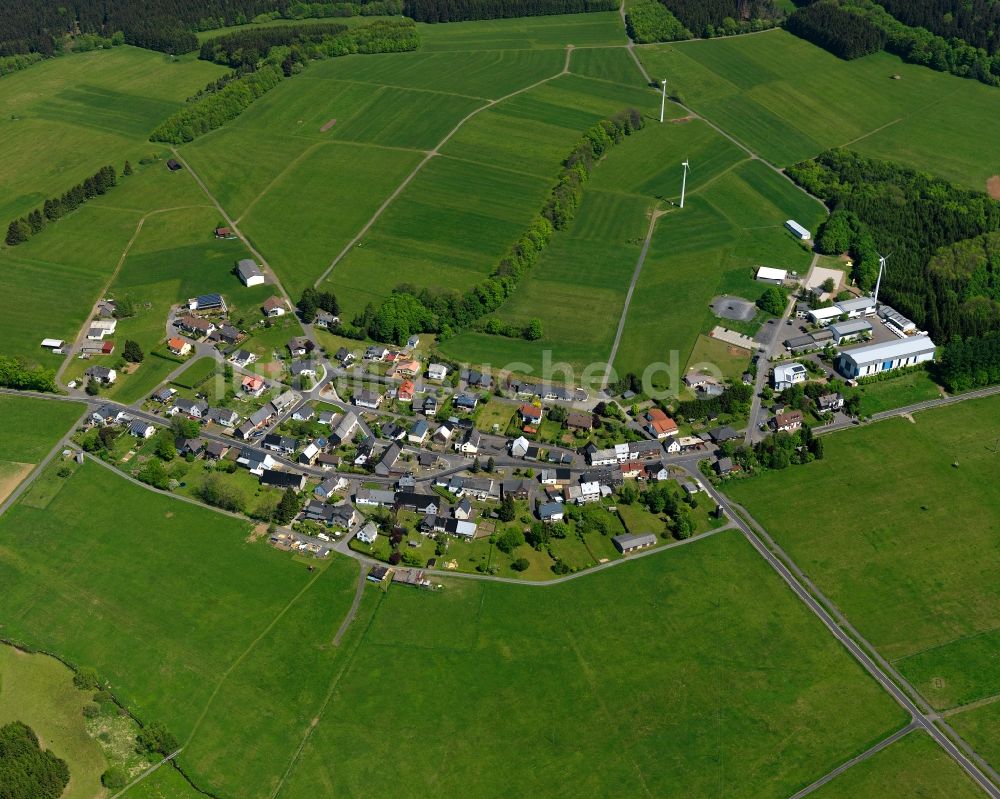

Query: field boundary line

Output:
[54, 203, 213, 388]
[183, 567, 328, 749]
[789, 721, 919, 799]
[332, 560, 366, 646]
[234, 141, 328, 225]
[109, 748, 183, 799]
[942, 692, 1000, 719]
[892, 623, 1000, 666]
[270, 591, 387, 799]
[313, 47, 575, 288]
[301, 74, 490, 101]
[601, 206, 668, 387]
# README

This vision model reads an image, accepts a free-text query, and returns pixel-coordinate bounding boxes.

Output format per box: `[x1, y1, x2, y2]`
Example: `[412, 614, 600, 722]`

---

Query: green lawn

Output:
[809, 730, 983, 799]
[638, 30, 1000, 190]
[846, 368, 945, 417]
[0, 645, 108, 799]
[726, 395, 1000, 711]
[686, 333, 753, 383]
[0, 396, 84, 462]
[948, 702, 1000, 781]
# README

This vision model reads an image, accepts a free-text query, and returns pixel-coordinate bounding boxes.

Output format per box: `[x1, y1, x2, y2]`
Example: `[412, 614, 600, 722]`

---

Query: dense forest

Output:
[936, 330, 1000, 391]
[199, 21, 349, 65]
[785, 2, 885, 58]
[789, 149, 1000, 343]
[0, 0, 400, 56]
[787, 0, 1000, 86]
[403, 0, 616, 23]
[0, 721, 70, 799]
[347, 109, 645, 344]
[660, 0, 784, 37]
[877, 0, 1000, 55]
[625, 0, 691, 43]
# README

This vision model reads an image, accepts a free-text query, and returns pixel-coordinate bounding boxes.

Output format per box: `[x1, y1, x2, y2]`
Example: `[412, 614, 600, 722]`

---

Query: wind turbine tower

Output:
[873, 252, 888, 304]
[680, 160, 690, 208]
[659, 79, 667, 123]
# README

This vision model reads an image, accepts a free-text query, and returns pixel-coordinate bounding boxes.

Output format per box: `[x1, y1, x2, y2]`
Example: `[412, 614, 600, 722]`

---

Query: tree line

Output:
[787, 0, 1000, 87]
[625, 0, 692, 44]
[877, 0, 1000, 56]
[5, 165, 118, 247]
[660, 0, 784, 38]
[152, 19, 417, 143]
[403, 0, 616, 24]
[199, 21, 350, 66]
[789, 148, 1000, 343]
[344, 109, 646, 345]
[785, 1, 885, 59]
[672, 382, 753, 422]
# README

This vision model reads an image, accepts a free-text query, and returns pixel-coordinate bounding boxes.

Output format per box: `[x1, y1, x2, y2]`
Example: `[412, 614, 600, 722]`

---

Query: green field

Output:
[0, 451, 914, 797]
[0, 645, 108, 799]
[726, 395, 1000, 713]
[847, 368, 945, 417]
[809, 730, 983, 799]
[0, 396, 84, 461]
[638, 30, 1000, 190]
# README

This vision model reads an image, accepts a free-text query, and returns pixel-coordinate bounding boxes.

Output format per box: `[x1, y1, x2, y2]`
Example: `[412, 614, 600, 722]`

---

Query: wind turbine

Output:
[659, 79, 668, 123]
[873, 251, 890, 304]
[680, 159, 690, 208]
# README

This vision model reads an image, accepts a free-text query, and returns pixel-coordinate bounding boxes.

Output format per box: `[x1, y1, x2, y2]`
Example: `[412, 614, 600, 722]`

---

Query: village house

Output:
[774, 410, 804, 433]
[392, 359, 421, 379]
[565, 412, 594, 432]
[262, 433, 297, 455]
[204, 407, 239, 429]
[427, 363, 448, 381]
[287, 337, 312, 358]
[374, 443, 403, 477]
[262, 296, 286, 317]
[355, 487, 396, 507]
[334, 347, 355, 367]
[353, 389, 382, 410]
[86, 366, 117, 385]
[237, 447, 276, 475]
[173, 398, 207, 418]
[298, 442, 320, 465]
[289, 360, 318, 380]
[356, 523, 379, 546]
[455, 427, 481, 455]
[519, 403, 543, 425]
[260, 469, 306, 491]
[167, 337, 191, 357]
[128, 419, 155, 439]
[398, 380, 415, 403]
[453, 394, 478, 412]
[331, 412, 359, 446]
[645, 408, 678, 440]
[271, 390, 296, 413]
[230, 349, 256, 369]
[176, 316, 216, 339]
[538, 502, 565, 522]
[187, 294, 227, 313]
[408, 420, 429, 445]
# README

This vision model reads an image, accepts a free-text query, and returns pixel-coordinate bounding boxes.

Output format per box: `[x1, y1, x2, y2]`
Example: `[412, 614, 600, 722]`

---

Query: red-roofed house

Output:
[645, 408, 678, 439]
[519, 403, 542, 424]
[398, 379, 415, 403]
[242, 375, 266, 397]
[167, 337, 192, 356]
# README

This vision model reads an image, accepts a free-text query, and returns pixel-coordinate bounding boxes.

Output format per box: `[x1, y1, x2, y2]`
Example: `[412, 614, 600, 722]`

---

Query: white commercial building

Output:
[785, 219, 811, 240]
[836, 336, 936, 379]
[878, 305, 917, 335]
[808, 306, 843, 326]
[773, 362, 808, 391]
[835, 296, 877, 319]
[756, 266, 787, 284]
[237, 259, 265, 287]
[829, 319, 872, 344]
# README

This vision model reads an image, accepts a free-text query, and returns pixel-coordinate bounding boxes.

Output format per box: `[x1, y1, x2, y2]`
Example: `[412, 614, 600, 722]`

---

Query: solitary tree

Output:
[123, 160, 133, 176]
[498, 495, 516, 522]
[85, 377, 100, 396]
[523, 318, 543, 340]
[273, 488, 300, 524]
[756, 286, 787, 316]
[122, 339, 144, 363]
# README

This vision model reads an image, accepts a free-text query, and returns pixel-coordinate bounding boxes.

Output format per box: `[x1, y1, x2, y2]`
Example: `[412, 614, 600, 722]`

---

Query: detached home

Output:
[262, 296, 286, 317]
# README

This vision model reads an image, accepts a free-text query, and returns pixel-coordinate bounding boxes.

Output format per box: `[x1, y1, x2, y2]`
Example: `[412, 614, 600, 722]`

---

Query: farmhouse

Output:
[829, 319, 872, 344]
[262, 296, 286, 317]
[187, 294, 227, 313]
[613, 533, 657, 554]
[836, 336, 937, 379]
[167, 338, 191, 356]
[755, 266, 787, 284]
[772, 362, 807, 391]
[214, 227, 236, 239]
[785, 219, 811, 240]
[565, 481, 601, 505]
